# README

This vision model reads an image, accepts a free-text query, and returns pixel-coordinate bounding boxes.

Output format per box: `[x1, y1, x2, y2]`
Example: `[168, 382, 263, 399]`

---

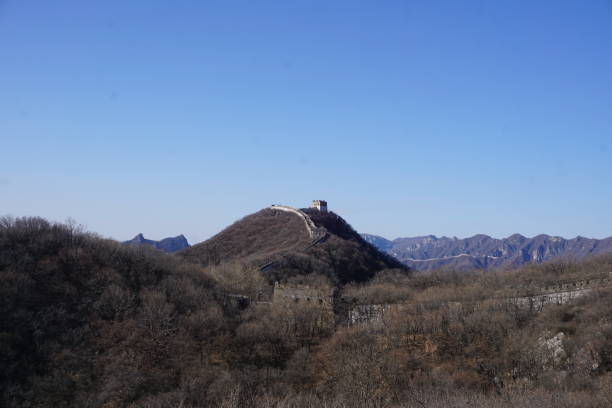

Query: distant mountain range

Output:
[123, 233, 190, 253]
[361, 233, 612, 271]
[123, 228, 612, 272]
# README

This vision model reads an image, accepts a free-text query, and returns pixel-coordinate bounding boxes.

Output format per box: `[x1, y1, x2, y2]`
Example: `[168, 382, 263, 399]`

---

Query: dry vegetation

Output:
[1, 217, 611, 407]
[180, 209, 406, 285]
[179, 209, 312, 267]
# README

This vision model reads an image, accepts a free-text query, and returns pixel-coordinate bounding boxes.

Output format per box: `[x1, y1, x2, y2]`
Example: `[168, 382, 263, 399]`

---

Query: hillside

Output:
[180, 206, 406, 284]
[1, 216, 611, 407]
[0, 216, 232, 408]
[123, 233, 190, 252]
[179, 208, 312, 267]
[362, 233, 612, 271]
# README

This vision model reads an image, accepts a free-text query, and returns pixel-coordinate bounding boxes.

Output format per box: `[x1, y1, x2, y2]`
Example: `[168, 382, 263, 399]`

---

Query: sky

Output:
[1, 0, 611, 243]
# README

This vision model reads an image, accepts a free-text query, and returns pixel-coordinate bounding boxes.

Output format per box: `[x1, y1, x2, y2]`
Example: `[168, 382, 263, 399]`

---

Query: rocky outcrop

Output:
[537, 332, 568, 368]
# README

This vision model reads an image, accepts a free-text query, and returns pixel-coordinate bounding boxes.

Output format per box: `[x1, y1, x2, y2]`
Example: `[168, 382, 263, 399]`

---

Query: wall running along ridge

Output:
[269, 205, 318, 238]
[257, 205, 328, 272]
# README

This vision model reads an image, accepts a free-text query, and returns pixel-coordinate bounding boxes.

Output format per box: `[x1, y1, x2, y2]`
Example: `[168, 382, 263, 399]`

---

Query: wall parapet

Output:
[269, 205, 319, 238]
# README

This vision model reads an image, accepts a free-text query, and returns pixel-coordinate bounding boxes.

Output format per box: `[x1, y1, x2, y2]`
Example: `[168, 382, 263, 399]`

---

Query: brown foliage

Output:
[1, 216, 611, 407]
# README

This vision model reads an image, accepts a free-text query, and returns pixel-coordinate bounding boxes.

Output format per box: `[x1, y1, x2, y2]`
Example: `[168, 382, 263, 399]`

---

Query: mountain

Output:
[180, 206, 407, 284]
[123, 233, 190, 253]
[361, 233, 393, 251]
[2, 216, 611, 406]
[362, 233, 612, 271]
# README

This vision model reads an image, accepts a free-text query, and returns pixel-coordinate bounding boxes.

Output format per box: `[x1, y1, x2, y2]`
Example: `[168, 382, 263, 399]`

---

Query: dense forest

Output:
[1, 217, 611, 407]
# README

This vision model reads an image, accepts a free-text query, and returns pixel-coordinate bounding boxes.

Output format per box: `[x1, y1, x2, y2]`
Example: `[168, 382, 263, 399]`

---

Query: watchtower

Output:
[311, 200, 328, 212]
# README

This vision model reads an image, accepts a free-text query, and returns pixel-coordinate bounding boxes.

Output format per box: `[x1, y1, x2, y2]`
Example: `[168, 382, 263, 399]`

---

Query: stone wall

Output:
[348, 273, 612, 326]
[269, 205, 318, 239]
[273, 282, 334, 309]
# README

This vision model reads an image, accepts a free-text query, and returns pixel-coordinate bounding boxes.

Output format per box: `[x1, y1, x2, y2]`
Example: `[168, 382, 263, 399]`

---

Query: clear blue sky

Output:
[1, 0, 611, 243]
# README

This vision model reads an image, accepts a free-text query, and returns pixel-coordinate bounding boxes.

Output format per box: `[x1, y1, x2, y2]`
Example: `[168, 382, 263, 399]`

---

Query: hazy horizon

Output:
[2, 1, 611, 243]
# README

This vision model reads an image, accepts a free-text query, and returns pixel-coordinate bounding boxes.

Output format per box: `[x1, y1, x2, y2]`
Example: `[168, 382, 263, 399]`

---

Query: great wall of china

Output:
[223, 272, 612, 328]
[243, 202, 612, 327]
[349, 272, 612, 326]
[268, 205, 318, 238]
[257, 205, 329, 272]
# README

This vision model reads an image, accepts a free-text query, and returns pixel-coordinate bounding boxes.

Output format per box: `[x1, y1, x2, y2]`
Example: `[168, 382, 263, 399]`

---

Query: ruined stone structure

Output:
[347, 272, 612, 326]
[348, 304, 391, 326]
[527, 274, 612, 295]
[273, 282, 335, 329]
[311, 200, 328, 212]
[273, 282, 334, 309]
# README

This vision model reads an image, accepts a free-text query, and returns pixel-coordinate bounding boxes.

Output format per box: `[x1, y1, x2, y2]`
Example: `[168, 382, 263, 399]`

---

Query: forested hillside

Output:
[180, 208, 406, 284]
[1, 217, 611, 407]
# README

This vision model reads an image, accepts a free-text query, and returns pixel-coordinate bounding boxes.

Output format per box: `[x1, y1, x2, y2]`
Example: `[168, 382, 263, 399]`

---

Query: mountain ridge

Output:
[180, 206, 407, 284]
[362, 233, 612, 271]
[123, 233, 190, 253]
